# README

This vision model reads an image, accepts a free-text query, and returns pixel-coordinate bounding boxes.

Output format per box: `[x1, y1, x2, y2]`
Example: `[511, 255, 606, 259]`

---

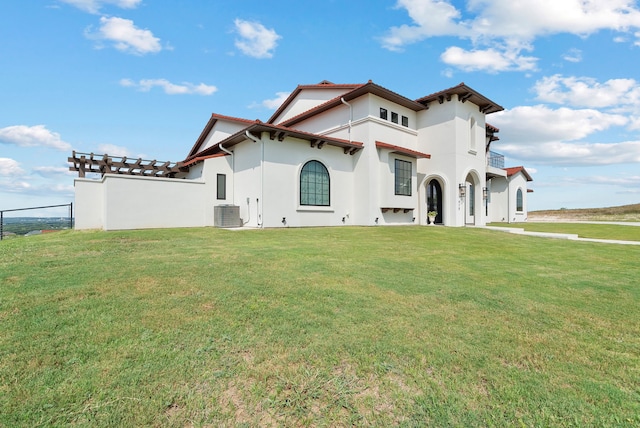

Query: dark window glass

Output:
[516, 188, 523, 211]
[217, 174, 226, 200]
[380, 108, 388, 120]
[300, 160, 330, 206]
[391, 112, 398, 124]
[402, 115, 409, 127]
[394, 159, 411, 196]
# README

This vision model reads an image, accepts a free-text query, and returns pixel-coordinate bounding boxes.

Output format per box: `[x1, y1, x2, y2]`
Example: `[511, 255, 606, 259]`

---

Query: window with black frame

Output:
[217, 174, 226, 200]
[300, 160, 330, 206]
[394, 159, 411, 196]
[516, 188, 523, 211]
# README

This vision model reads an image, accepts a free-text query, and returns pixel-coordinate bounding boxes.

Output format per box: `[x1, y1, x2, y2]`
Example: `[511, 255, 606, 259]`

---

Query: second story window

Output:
[402, 115, 409, 127]
[391, 112, 398, 124]
[380, 108, 388, 120]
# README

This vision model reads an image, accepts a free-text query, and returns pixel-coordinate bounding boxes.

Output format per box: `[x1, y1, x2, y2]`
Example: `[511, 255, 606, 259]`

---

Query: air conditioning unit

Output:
[214, 205, 241, 228]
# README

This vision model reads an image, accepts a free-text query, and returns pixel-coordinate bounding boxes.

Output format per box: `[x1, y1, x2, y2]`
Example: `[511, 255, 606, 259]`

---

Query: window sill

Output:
[297, 206, 334, 213]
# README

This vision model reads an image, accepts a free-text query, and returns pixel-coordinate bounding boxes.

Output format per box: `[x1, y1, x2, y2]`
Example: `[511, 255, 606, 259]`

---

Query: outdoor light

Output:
[482, 187, 488, 200]
[458, 183, 466, 197]
[282, 217, 286, 224]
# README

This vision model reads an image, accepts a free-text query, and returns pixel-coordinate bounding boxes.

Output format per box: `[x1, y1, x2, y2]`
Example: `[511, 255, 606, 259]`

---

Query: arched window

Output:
[516, 188, 523, 212]
[300, 160, 330, 206]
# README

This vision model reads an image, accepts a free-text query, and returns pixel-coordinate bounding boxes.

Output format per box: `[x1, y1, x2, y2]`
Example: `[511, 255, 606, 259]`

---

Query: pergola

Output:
[68, 151, 188, 179]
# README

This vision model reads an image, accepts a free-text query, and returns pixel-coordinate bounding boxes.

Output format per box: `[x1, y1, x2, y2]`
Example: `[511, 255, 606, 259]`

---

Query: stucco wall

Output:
[100, 175, 207, 230]
[74, 178, 104, 229]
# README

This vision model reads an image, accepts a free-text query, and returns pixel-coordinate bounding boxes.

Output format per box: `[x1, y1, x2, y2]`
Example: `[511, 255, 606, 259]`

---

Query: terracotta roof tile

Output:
[504, 166, 533, 181]
[376, 141, 431, 159]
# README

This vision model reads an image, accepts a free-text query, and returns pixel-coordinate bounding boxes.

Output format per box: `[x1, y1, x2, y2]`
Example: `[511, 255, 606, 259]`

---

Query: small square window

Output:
[402, 115, 409, 127]
[391, 112, 398, 124]
[380, 108, 388, 120]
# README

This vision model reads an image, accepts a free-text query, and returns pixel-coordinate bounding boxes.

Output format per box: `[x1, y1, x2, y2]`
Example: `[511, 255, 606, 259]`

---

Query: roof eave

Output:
[416, 83, 504, 115]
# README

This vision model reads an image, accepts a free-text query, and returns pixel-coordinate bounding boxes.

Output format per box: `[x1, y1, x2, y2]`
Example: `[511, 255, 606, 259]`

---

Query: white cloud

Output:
[0, 125, 72, 151]
[384, 0, 640, 46]
[491, 105, 637, 166]
[86, 16, 161, 55]
[0, 180, 31, 193]
[492, 105, 628, 143]
[440, 45, 537, 72]
[562, 48, 583, 63]
[498, 140, 640, 166]
[59, 0, 142, 14]
[97, 144, 131, 157]
[579, 175, 640, 187]
[234, 19, 281, 59]
[251, 91, 291, 110]
[533, 75, 640, 110]
[33, 166, 74, 177]
[120, 78, 217, 95]
[381, 0, 640, 72]
[0, 158, 25, 176]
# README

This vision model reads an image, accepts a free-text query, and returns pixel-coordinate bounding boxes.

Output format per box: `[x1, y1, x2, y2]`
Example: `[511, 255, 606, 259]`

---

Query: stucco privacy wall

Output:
[86, 174, 207, 230]
[74, 179, 104, 229]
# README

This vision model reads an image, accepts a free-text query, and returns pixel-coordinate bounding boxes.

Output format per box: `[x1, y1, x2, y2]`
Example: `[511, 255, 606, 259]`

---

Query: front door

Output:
[466, 182, 475, 224]
[427, 180, 443, 224]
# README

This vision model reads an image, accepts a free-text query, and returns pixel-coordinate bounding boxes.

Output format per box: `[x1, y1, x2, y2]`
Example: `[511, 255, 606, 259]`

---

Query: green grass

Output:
[489, 222, 640, 241]
[1, 226, 639, 426]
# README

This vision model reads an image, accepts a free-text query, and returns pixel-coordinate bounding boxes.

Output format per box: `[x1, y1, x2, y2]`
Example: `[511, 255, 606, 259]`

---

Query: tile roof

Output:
[267, 82, 364, 124]
[375, 141, 431, 159]
[184, 121, 364, 165]
[416, 82, 504, 114]
[504, 166, 533, 181]
[277, 80, 426, 127]
[187, 114, 260, 159]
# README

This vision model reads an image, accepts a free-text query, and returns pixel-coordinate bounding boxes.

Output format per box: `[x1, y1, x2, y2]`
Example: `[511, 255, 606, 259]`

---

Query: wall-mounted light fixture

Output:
[458, 183, 466, 198]
[342, 217, 346, 223]
[282, 217, 286, 225]
[482, 187, 488, 200]
[375, 217, 379, 224]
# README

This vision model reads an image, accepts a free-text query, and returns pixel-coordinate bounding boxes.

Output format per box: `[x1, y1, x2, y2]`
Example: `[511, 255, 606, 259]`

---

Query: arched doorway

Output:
[464, 172, 480, 225]
[427, 179, 443, 224]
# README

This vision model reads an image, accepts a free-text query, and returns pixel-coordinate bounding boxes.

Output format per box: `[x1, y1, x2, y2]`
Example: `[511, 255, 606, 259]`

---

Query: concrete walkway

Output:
[484, 225, 640, 246]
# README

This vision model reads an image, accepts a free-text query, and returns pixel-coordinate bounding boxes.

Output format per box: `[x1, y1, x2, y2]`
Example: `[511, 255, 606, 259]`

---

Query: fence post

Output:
[69, 203, 73, 230]
[1, 211, 3, 241]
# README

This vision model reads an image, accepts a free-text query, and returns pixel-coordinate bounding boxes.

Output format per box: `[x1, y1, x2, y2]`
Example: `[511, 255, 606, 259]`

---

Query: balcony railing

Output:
[488, 151, 504, 169]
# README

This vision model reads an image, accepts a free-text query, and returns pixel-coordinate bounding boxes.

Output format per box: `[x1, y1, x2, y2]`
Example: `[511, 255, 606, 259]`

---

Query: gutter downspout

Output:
[218, 143, 234, 205]
[245, 130, 263, 228]
[340, 97, 352, 142]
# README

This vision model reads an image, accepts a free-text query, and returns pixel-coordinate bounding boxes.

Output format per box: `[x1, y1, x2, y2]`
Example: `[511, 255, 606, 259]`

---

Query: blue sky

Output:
[2, 0, 640, 216]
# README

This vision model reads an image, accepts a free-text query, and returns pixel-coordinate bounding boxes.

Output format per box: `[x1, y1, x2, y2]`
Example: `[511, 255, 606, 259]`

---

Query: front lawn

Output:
[1, 226, 638, 426]
[490, 222, 640, 241]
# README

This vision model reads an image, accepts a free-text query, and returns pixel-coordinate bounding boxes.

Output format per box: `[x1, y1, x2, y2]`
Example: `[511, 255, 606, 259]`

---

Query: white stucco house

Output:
[69, 80, 532, 230]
